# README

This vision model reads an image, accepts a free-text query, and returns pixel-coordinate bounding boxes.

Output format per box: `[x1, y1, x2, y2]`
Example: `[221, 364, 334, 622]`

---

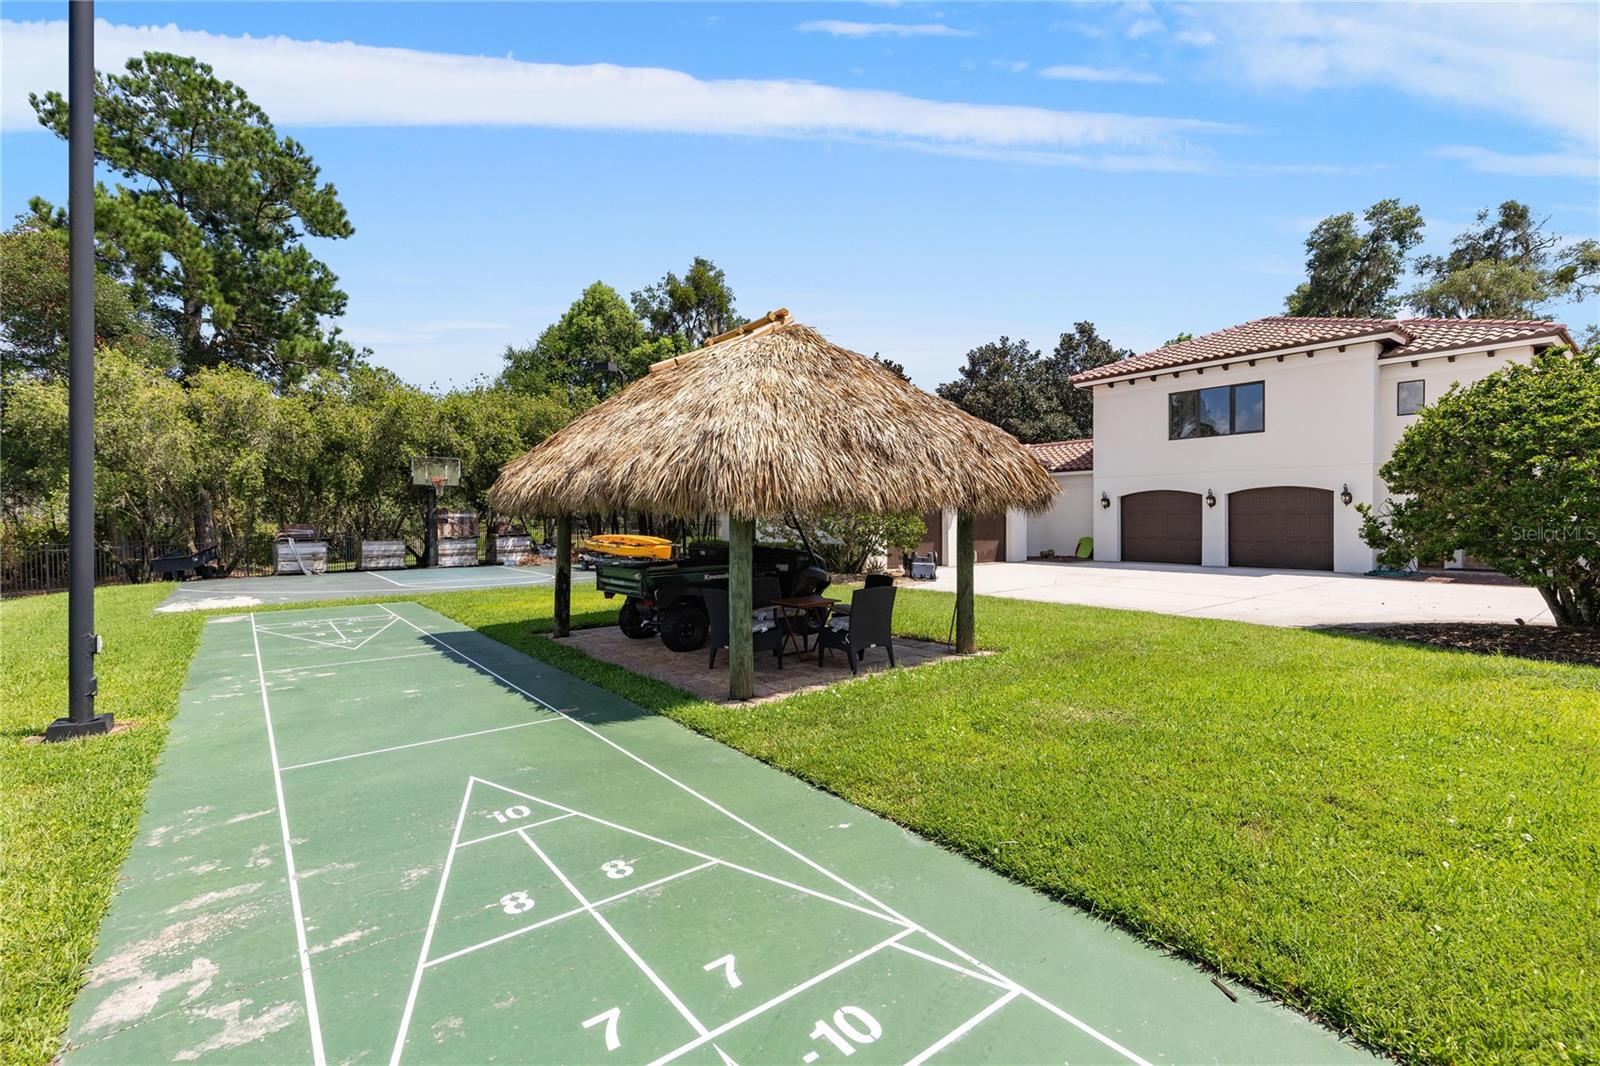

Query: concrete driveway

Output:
[924, 561, 1549, 628]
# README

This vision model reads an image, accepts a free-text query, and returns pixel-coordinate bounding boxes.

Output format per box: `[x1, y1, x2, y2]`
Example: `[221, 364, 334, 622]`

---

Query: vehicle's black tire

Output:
[658, 601, 709, 652]
[617, 598, 655, 639]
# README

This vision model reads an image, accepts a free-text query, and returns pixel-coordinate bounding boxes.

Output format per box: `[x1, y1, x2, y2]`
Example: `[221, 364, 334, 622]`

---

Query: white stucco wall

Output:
[1081, 340, 1541, 574]
[1373, 343, 1536, 496]
[1024, 472, 1095, 558]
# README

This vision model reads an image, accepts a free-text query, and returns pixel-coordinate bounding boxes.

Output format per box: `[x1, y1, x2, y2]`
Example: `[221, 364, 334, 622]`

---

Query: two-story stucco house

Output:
[1003, 316, 1574, 575]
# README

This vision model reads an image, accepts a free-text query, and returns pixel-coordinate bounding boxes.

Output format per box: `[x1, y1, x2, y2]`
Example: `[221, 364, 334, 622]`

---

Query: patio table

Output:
[770, 595, 839, 657]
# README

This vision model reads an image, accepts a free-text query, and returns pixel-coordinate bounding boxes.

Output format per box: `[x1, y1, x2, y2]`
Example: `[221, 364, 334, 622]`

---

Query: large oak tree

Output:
[1284, 199, 1425, 318]
[32, 52, 360, 386]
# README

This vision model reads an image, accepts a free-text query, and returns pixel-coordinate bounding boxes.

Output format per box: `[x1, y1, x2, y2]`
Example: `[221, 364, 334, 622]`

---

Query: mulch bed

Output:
[1325, 622, 1600, 668]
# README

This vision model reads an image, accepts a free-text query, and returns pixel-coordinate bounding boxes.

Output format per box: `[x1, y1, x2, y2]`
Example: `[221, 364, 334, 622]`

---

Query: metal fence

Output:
[1, 532, 376, 597]
[1, 542, 150, 596]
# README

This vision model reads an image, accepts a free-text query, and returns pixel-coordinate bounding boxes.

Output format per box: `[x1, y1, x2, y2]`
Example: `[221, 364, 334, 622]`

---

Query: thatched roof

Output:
[489, 311, 1057, 520]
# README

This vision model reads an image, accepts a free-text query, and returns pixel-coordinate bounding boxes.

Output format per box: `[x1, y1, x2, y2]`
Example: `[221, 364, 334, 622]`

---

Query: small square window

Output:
[1397, 379, 1425, 416]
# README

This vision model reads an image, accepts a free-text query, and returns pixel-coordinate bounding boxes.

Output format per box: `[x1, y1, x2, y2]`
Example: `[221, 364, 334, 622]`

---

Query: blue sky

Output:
[3, 2, 1597, 388]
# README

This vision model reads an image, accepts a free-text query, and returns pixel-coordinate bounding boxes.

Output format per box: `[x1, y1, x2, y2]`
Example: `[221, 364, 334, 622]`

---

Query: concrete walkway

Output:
[924, 561, 1548, 628]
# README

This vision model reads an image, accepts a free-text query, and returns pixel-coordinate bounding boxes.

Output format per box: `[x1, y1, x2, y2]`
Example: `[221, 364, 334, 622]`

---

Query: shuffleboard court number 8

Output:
[499, 890, 534, 915]
[808, 1006, 882, 1057]
[602, 859, 634, 879]
[489, 805, 532, 824]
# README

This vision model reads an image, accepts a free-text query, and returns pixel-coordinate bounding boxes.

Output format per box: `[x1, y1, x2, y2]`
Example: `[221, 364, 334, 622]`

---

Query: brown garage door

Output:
[1229, 487, 1334, 571]
[1121, 491, 1201, 564]
[893, 512, 1006, 566]
[971, 513, 1006, 563]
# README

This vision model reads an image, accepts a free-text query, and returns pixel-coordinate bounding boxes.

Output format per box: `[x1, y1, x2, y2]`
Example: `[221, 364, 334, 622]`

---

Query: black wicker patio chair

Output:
[704, 587, 786, 670]
[816, 585, 896, 675]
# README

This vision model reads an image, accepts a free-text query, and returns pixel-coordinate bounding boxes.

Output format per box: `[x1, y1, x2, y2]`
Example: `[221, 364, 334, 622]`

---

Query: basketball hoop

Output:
[410, 456, 462, 489]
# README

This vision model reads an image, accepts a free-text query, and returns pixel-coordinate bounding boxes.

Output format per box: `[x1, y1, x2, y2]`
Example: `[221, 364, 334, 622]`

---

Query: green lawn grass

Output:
[1, 584, 207, 1066]
[4, 581, 1596, 1065]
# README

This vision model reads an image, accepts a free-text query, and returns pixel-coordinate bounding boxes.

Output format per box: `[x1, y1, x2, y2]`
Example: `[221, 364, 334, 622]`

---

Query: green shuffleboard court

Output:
[63, 603, 1373, 1064]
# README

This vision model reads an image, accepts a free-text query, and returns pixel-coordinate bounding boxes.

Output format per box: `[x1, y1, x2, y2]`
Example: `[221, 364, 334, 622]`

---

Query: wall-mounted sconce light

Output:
[1100, 492, 1111, 510]
[1340, 484, 1354, 506]
[1205, 489, 1217, 508]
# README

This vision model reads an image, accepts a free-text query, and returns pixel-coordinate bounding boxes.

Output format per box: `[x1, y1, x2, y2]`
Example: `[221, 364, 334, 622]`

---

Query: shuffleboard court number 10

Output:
[804, 1006, 882, 1060]
[488, 805, 533, 823]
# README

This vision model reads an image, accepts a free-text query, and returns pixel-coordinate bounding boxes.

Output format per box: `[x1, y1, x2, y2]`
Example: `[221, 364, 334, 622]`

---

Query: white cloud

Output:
[1039, 65, 1164, 85]
[1126, 18, 1166, 39]
[1435, 145, 1600, 179]
[1174, 28, 1216, 47]
[795, 20, 972, 39]
[1175, 3, 1600, 148]
[1, 18, 1237, 167]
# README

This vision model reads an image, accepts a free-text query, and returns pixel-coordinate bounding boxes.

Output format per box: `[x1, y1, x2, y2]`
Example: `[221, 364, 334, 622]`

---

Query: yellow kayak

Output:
[581, 534, 675, 560]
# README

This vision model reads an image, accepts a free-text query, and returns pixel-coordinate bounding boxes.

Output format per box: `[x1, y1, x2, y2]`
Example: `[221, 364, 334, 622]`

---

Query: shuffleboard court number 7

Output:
[583, 1006, 621, 1051]
[704, 953, 741, 988]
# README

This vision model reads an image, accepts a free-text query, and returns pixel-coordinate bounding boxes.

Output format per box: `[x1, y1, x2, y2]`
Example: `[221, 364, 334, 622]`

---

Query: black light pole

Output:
[48, 0, 112, 741]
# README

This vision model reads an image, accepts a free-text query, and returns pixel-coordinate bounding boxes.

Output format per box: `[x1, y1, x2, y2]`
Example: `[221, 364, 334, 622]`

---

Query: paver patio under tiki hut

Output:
[488, 309, 1056, 700]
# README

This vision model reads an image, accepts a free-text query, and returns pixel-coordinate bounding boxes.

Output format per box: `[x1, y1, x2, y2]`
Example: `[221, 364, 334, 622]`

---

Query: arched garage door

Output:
[1229, 487, 1334, 571]
[1121, 491, 1202, 565]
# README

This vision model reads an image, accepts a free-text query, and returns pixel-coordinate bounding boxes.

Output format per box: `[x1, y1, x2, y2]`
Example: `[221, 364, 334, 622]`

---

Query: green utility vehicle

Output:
[596, 542, 830, 652]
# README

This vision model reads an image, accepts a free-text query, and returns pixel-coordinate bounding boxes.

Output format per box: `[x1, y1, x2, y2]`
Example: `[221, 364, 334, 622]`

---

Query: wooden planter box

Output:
[359, 540, 407, 570]
[487, 535, 534, 566]
[437, 537, 479, 568]
[274, 540, 328, 575]
[435, 512, 479, 539]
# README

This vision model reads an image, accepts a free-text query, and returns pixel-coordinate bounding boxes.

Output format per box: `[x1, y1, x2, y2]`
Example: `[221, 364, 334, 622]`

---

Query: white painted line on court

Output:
[255, 616, 399, 653]
[473, 776, 903, 928]
[266, 650, 437, 675]
[905, 988, 1021, 1066]
[888, 940, 1012, 989]
[378, 604, 1152, 1066]
[520, 830, 711, 1038]
[646, 928, 915, 1066]
[422, 903, 587, 970]
[279, 717, 563, 772]
[456, 811, 576, 848]
[258, 613, 394, 627]
[390, 780, 474, 1066]
[586, 860, 718, 910]
[248, 614, 328, 1066]
[424, 858, 719, 969]
[1014, 988, 1154, 1066]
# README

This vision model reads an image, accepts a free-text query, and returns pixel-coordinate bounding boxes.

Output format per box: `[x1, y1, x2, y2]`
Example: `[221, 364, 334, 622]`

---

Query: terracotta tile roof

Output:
[1385, 318, 1572, 359]
[1028, 438, 1094, 472]
[1071, 316, 1572, 384]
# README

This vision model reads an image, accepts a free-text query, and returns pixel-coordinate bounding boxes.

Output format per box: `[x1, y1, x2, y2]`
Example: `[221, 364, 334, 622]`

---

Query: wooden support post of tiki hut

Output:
[728, 517, 756, 700]
[554, 514, 572, 638]
[956, 511, 976, 654]
[486, 310, 1056, 701]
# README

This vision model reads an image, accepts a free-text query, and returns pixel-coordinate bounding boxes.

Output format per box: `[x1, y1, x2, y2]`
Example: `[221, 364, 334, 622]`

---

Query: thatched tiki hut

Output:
[489, 309, 1055, 700]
